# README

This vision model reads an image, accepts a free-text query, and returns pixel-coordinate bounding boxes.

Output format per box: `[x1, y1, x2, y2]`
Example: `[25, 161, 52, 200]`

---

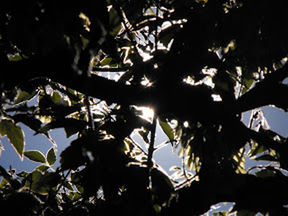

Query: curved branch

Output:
[237, 65, 288, 112]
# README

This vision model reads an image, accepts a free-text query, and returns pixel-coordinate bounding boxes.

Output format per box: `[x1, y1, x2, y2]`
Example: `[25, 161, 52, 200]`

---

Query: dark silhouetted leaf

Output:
[255, 154, 277, 162]
[47, 148, 57, 166]
[24, 150, 46, 163]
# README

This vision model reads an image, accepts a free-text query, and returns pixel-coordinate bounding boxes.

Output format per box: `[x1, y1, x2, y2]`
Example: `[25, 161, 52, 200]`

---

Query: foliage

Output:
[1, 0, 288, 215]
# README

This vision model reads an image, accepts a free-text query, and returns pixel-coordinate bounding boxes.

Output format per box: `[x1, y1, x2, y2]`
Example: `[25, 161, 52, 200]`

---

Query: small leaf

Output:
[100, 57, 112, 66]
[159, 119, 175, 143]
[47, 148, 57, 166]
[255, 154, 277, 162]
[35, 165, 50, 172]
[0, 119, 25, 159]
[138, 128, 150, 144]
[52, 91, 68, 106]
[14, 91, 34, 104]
[24, 150, 46, 163]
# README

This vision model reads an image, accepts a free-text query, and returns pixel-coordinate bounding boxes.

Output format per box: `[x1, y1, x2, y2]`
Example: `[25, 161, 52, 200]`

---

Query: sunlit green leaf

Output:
[47, 148, 57, 166]
[52, 91, 69, 106]
[249, 143, 267, 158]
[159, 119, 175, 143]
[100, 57, 112, 66]
[24, 150, 46, 163]
[0, 119, 25, 159]
[153, 204, 161, 213]
[14, 91, 35, 104]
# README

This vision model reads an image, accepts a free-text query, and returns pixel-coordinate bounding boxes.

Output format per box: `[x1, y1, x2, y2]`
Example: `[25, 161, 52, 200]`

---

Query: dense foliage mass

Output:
[1, 0, 288, 215]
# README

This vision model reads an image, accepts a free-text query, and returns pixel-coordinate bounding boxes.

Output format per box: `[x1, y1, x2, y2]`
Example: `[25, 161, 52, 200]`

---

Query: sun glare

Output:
[137, 106, 155, 122]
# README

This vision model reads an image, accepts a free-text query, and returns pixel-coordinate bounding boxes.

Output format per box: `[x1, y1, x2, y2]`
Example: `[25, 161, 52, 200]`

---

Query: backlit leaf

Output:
[159, 119, 175, 143]
[47, 148, 57, 166]
[0, 119, 25, 159]
[24, 150, 46, 163]
[14, 91, 34, 104]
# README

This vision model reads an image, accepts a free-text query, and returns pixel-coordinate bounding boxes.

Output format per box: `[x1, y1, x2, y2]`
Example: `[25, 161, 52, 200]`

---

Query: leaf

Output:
[38, 118, 87, 136]
[100, 57, 112, 66]
[14, 91, 35, 104]
[12, 114, 42, 132]
[249, 143, 267, 158]
[242, 79, 254, 93]
[138, 128, 150, 144]
[109, 7, 122, 36]
[51, 91, 68, 106]
[24, 150, 46, 163]
[255, 169, 276, 178]
[159, 119, 175, 143]
[47, 148, 57, 166]
[27, 170, 60, 194]
[0, 119, 25, 159]
[35, 165, 50, 172]
[254, 154, 277, 162]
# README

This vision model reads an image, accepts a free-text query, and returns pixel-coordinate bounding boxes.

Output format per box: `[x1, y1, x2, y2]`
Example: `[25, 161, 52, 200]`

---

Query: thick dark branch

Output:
[237, 82, 288, 112]
[3, 55, 230, 122]
[164, 173, 288, 215]
[237, 65, 288, 112]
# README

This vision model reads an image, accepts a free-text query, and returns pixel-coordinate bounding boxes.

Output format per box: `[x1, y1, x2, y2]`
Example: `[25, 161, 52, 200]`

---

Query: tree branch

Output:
[165, 173, 288, 215]
[237, 64, 288, 112]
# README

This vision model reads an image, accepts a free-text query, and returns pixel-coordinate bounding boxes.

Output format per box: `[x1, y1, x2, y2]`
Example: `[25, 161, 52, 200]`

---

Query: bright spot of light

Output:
[136, 106, 155, 123]
[183, 121, 189, 128]
[141, 76, 153, 87]
[211, 94, 222, 101]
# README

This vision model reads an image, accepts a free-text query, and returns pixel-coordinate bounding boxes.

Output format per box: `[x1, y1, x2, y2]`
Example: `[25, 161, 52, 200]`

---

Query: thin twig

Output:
[85, 96, 95, 131]
[128, 136, 148, 156]
[147, 115, 157, 187]
[154, 1, 160, 52]
[111, 0, 138, 52]
[92, 66, 130, 72]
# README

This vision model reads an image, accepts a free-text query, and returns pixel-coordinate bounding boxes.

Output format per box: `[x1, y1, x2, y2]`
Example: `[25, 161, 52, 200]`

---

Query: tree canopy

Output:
[1, 0, 288, 215]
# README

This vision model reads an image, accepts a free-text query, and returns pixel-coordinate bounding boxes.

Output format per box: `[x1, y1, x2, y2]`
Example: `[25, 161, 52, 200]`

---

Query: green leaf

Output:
[35, 165, 50, 172]
[249, 143, 267, 158]
[100, 57, 112, 66]
[38, 118, 87, 136]
[0, 119, 25, 159]
[51, 91, 69, 106]
[159, 119, 175, 143]
[47, 148, 57, 166]
[27, 170, 60, 194]
[24, 150, 46, 163]
[109, 7, 122, 36]
[14, 91, 34, 104]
